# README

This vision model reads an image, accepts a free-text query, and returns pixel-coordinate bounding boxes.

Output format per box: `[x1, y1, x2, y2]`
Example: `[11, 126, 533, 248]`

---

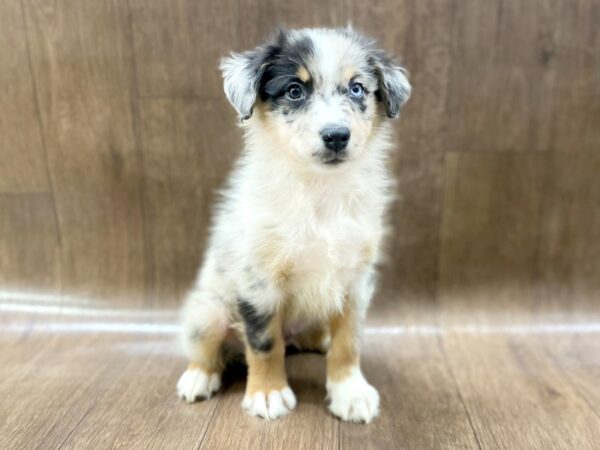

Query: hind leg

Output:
[289, 323, 331, 354]
[177, 289, 229, 402]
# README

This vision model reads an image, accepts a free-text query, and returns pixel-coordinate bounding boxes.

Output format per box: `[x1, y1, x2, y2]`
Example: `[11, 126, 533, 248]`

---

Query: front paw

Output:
[242, 386, 297, 420]
[326, 368, 380, 423]
[177, 368, 221, 402]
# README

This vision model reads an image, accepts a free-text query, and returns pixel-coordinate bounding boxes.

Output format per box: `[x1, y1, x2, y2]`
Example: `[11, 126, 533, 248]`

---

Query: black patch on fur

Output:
[349, 94, 367, 113]
[188, 328, 204, 342]
[224, 30, 312, 119]
[256, 31, 315, 115]
[238, 299, 273, 352]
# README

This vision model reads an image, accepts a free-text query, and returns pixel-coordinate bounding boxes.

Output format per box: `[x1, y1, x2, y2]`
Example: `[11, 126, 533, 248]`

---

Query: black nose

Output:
[320, 127, 351, 152]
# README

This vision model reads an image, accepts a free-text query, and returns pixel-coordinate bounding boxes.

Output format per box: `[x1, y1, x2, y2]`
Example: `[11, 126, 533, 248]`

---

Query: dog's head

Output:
[220, 28, 411, 170]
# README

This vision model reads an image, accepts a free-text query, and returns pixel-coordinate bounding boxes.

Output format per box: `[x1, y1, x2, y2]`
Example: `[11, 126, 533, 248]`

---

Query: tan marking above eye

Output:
[342, 66, 357, 82]
[297, 66, 310, 82]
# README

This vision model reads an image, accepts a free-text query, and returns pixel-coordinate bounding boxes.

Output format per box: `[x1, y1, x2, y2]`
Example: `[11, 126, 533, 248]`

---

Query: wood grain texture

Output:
[2, 300, 600, 449]
[1, 1, 600, 448]
[437, 150, 600, 448]
[0, 194, 60, 291]
[129, 0, 238, 98]
[2, 0, 597, 305]
[439, 152, 546, 323]
[446, 0, 600, 153]
[535, 0, 600, 152]
[383, 151, 445, 301]
[0, 1, 49, 193]
[0, 331, 215, 449]
[139, 98, 242, 304]
[440, 333, 600, 449]
[239, 0, 346, 45]
[536, 152, 600, 315]
[339, 337, 480, 450]
[22, 0, 145, 300]
[543, 334, 600, 421]
[59, 340, 216, 449]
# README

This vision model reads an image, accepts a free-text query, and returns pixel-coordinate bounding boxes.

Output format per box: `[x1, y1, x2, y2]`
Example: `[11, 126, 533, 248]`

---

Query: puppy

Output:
[177, 27, 410, 423]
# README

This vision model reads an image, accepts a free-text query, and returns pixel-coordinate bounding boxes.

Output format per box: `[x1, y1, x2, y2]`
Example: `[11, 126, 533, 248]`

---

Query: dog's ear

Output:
[221, 29, 293, 120]
[370, 50, 411, 118]
[220, 48, 268, 120]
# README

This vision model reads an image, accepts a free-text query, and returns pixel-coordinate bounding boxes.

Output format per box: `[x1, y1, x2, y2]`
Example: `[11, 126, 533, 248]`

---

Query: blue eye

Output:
[286, 84, 305, 100]
[350, 82, 364, 98]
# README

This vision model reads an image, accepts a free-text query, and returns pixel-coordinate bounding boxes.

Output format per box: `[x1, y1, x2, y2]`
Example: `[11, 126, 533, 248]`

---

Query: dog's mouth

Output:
[322, 157, 346, 165]
[320, 151, 348, 166]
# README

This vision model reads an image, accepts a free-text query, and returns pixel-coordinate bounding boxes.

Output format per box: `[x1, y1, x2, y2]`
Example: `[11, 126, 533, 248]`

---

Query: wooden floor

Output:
[1, 289, 599, 450]
[1, 0, 599, 449]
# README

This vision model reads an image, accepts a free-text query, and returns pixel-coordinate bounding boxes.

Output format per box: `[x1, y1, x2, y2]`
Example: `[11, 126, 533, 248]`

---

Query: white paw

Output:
[326, 368, 380, 423]
[242, 387, 297, 420]
[177, 368, 221, 403]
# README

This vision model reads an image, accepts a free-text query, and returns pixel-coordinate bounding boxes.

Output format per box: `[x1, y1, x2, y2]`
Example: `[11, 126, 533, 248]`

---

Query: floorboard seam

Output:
[194, 398, 222, 450]
[124, 0, 153, 305]
[56, 404, 95, 449]
[436, 334, 483, 450]
[543, 344, 600, 421]
[18, 0, 64, 250]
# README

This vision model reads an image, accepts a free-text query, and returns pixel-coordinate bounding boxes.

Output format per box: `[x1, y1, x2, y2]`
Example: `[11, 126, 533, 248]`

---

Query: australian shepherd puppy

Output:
[177, 27, 411, 423]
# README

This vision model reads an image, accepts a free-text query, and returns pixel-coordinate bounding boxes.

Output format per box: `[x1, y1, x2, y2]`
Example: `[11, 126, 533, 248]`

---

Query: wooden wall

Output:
[1, 0, 599, 310]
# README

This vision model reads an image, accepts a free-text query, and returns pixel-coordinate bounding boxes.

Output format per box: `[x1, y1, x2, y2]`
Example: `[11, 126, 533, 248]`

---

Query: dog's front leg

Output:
[326, 273, 380, 423]
[240, 302, 296, 420]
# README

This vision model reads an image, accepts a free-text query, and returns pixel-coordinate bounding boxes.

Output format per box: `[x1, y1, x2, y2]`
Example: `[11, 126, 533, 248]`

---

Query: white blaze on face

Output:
[277, 30, 377, 166]
[310, 95, 349, 131]
[308, 30, 369, 94]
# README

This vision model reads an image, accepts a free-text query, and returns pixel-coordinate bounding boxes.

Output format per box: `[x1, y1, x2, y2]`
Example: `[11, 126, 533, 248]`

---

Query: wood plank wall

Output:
[1, 0, 598, 308]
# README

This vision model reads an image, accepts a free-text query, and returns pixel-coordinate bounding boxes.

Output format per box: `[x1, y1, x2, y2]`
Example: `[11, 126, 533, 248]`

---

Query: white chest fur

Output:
[207, 145, 391, 326]
[244, 168, 385, 324]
